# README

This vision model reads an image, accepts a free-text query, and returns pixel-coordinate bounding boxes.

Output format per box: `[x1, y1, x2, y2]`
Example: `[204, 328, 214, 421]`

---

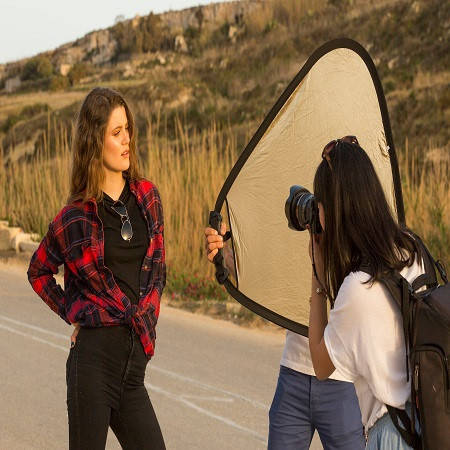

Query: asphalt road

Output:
[0, 257, 323, 449]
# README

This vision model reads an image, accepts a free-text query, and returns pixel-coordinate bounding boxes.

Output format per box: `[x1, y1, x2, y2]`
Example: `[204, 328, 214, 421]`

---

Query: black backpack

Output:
[376, 233, 449, 450]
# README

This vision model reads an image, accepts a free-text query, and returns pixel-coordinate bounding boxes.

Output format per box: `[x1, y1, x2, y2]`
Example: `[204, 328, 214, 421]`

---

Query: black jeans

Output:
[66, 324, 165, 450]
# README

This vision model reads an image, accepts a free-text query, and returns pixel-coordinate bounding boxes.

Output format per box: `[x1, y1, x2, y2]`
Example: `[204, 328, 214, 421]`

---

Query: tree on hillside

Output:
[67, 62, 92, 86]
[21, 56, 53, 81]
[112, 13, 165, 57]
[140, 13, 164, 52]
[195, 7, 204, 31]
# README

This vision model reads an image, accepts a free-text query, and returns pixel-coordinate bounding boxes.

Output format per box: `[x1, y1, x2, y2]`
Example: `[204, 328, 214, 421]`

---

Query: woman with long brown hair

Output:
[27, 87, 166, 450]
[308, 136, 424, 448]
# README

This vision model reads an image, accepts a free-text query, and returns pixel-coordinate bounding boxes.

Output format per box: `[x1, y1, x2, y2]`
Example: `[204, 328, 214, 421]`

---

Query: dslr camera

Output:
[285, 185, 322, 234]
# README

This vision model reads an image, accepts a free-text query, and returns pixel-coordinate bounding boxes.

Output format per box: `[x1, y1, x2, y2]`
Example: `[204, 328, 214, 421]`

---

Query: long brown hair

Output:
[313, 140, 420, 301]
[67, 87, 144, 205]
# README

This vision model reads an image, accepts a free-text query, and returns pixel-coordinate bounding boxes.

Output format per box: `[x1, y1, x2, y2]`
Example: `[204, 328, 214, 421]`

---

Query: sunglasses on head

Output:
[321, 135, 359, 170]
[110, 200, 133, 241]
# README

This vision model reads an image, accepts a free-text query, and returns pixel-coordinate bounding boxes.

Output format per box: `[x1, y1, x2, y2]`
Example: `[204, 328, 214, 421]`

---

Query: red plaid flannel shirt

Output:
[27, 178, 166, 360]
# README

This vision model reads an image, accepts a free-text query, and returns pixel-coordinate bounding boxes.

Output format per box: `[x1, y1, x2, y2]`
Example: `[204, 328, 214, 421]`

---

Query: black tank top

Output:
[97, 178, 149, 305]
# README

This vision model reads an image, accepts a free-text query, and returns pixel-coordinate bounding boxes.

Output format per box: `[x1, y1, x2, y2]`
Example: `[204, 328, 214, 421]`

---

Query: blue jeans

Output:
[268, 365, 365, 450]
[367, 402, 420, 450]
[66, 324, 165, 450]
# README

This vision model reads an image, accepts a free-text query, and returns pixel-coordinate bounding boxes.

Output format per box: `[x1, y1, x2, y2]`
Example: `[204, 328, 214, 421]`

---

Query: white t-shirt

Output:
[324, 257, 425, 430]
[280, 331, 351, 381]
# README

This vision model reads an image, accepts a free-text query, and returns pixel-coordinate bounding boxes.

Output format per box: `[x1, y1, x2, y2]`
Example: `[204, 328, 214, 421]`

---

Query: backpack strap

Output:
[386, 405, 421, 450]
[409, 231, 447, 285]
[379, 272, 412, 381]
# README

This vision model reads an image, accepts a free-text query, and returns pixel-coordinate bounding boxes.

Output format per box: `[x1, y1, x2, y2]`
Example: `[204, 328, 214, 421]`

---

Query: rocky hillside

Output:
[0, 0, 448, 165]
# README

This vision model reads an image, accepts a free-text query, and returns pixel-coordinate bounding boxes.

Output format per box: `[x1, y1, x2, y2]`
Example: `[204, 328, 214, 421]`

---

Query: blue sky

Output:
[0, 1, 228, 64]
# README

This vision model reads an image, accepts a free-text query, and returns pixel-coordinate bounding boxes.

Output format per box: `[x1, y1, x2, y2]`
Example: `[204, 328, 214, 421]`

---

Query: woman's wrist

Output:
[310, 274, 328, 303]
[312, 273, 323, 290]
[309, 273, 329, 350]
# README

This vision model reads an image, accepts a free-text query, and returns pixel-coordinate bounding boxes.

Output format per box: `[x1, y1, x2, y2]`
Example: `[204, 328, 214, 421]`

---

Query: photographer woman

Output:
[308, 136, 424, 449]
[205, 231, 365, 446]
[27, 87, 166, 450]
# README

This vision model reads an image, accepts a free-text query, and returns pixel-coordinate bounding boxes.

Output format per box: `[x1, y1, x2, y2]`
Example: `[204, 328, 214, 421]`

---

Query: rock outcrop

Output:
[0, 220, 39, 253]
[0, 0, 260, 84]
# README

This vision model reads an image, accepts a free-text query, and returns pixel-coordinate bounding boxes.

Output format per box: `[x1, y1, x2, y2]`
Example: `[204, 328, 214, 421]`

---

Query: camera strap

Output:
[311, 235, 332, 305]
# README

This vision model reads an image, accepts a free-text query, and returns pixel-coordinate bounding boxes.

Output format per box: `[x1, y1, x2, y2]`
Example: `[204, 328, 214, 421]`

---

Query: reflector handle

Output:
[208, 211, 229, 284]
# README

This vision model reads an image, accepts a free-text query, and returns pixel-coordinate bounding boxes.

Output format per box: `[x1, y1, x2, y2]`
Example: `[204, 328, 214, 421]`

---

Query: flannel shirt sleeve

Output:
[132, 185, 166, 337]
[149, 201, 166, 325]
[152, 186, 166, 301]
[27, 221, 71, 325]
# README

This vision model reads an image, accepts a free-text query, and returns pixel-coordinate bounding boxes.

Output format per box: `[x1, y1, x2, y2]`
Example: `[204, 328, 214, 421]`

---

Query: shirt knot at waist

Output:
[124, 303, 139, 324]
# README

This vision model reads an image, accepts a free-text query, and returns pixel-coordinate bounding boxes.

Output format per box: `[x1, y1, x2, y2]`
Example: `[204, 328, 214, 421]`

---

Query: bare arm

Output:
[309, 275, 335, 379]
[307, 230, 335, 380]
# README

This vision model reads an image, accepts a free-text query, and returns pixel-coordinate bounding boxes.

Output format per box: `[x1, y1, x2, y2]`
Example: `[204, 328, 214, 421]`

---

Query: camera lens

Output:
[285, 185, 322, 233]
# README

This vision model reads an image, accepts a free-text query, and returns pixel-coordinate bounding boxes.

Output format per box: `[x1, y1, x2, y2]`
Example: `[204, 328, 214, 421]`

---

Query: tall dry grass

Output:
[399, 139, 449, 267]
[0, 113, 71, 235]
[245, 0, 328, 34]
[0, 113, 238, 292]
[142, 114, 237, 278]
[0, 115, 448, 298]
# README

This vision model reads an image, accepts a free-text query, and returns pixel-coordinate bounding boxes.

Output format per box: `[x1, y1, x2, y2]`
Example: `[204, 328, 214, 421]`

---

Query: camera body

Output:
[285, 185, 323, 234]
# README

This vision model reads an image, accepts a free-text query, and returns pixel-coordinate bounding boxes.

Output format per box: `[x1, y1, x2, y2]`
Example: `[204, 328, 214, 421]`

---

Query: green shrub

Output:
[165, 268, 229, 302]
[264, 19, 278, 34]
[1, 115, 21, 133]
[68, 62, 92, 85]
[21, 56, 53, 81]
[384, 78, 396, 94]
[1, 103, 50, 132]
[328, 0, 353, 8]
[112, 12, 167, 58]
[185, 25, 201, 41]
[209, 22, 231, 47]
[21, 103, 49, 118]
[49, 75, 69, 91]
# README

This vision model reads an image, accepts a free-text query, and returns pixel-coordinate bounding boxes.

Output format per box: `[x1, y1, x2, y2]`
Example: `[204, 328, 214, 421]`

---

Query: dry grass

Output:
[0, 113, 448, 290]
[0, 112, 238, 283]
[0, 90, 86, 122]
[245, 0, 328, 35]
[399, 139, 449, 267]
[142, 114, 237, 277]
[0, 118, 71, 234]
[413, 69, 450, 91]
